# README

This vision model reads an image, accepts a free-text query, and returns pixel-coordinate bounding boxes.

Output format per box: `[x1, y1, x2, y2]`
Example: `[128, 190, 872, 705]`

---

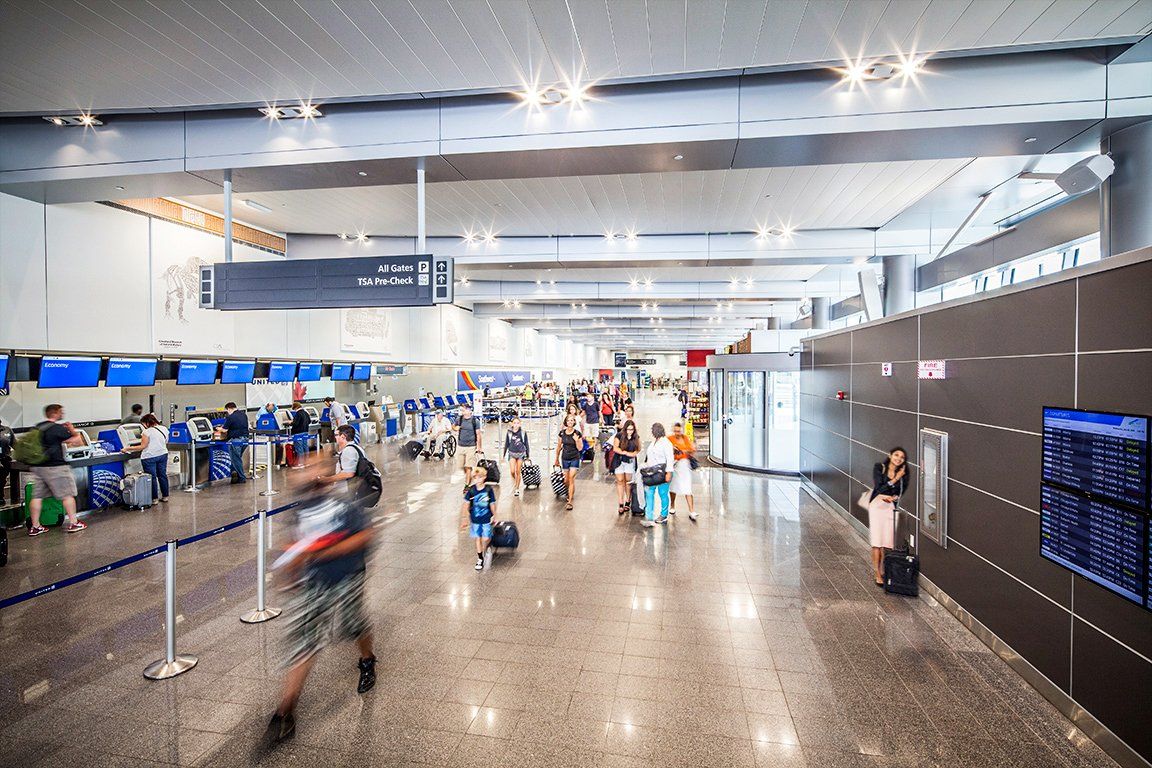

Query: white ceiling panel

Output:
[178, 159, 969, 237]
[4, 0, 1148, 113]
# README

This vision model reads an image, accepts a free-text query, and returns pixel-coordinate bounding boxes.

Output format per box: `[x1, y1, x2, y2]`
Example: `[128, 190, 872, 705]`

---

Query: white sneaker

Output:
[474, 557, 484, 571]
[640, 520, 655, 528]
[513, 488, 520, 497]
[669, 509, 676, 515]
[689, 512, 698, 522]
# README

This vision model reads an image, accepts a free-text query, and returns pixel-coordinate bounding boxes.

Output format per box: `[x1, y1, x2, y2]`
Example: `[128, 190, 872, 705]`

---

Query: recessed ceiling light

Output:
[357, 171, 368, 177]
[113, 185, 125, 191]
[644, 278, 653, 287]
[338, 233, 349, 240]
[259, 104, 322, 120]
[243, 199, 272, 213]
[43, 113, 102, 127]
[673, 154, 684, 161]
[1024, 137, 1038, 143]
[483, 232, 498, 244]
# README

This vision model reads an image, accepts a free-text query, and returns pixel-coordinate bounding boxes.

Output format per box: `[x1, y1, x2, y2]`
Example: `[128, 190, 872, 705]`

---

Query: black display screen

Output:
[1040, 485, 1146, 606]
[1040, 407, 1150, 610]
[1042, 408, 1148, 508]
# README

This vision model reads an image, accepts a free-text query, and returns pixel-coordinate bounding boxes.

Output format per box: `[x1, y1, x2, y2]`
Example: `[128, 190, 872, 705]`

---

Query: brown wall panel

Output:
[920, 416, 1042, 512]
[1071, 620, 1152, 761]
[851, 402, 919, 460]
[804, 449, 852, 518]
[946, 481, 1071, 607]
[1077, 259, 1152, 352]
[801, 422, 850, 476]
[850, 361, 918, 411]
[918, 542, 1071, 692]
[804, 364, 851, 399]
[800, 392, 850, 437]
[918, 355, 1074, 433]
[813, 333, 851, 366]
[1077, 351, 1152, 417]
[852, 316, 918, 363]
[1071, 578, 1152, 661]
[919, 280, 1076, 359]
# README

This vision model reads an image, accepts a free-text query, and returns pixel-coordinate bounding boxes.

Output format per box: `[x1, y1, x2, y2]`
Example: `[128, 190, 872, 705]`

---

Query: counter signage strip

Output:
[105, 358, 158, 387]
[296, 362, 322, 381]
[177, 360, 218, 385]
[1039, 407, 1151, 610]
[220, 360, 256, 385]
[268, 361, 297, 383]
[38, 356, 102, 388]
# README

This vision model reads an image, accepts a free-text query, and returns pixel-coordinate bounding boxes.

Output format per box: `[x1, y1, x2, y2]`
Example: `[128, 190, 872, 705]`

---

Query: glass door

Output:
[709, 369, 724, 462]
[724, 371, 766, 469]
[768, 371, 799, 472]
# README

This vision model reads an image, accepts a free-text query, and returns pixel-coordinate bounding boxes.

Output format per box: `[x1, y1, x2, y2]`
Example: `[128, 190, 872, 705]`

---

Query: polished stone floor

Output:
[0, 393, 1119, 767]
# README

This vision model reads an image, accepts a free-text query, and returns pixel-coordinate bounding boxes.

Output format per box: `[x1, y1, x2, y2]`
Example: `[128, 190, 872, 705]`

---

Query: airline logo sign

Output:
[456, 370, 531, 391]
[917, 360, 947, 380]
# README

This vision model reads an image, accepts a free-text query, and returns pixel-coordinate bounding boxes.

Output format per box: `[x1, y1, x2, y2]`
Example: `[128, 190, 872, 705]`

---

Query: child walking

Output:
[461, 465, 497, 571]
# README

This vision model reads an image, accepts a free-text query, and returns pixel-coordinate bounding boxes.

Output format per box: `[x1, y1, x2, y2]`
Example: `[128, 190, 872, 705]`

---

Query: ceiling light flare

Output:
[43, 113, 103, 127]
[644, 278, 653, 288]
[259, 103, 323, 120]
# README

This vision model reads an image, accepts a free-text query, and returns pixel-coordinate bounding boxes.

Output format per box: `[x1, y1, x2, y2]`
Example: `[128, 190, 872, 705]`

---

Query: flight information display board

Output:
[0, 354, 8, 388]
[352, 363, 373, 380]
[220, 360, 255, 384]
[178, 360, 218, 385]
[1040, 407, 1150, 610]
[1040, 485, 1145, 605]
[331, 363, 352, 381]
[1042, 408, 1148, 509]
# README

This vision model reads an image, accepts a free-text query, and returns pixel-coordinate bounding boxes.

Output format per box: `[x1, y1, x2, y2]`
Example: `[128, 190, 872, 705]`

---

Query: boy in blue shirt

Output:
[460, 465, 497, 571]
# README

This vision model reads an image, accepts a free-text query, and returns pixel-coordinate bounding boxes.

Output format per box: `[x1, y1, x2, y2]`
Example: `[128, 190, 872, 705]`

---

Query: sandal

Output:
[618, 503, 626, 515]
[565, 502, 573, 511]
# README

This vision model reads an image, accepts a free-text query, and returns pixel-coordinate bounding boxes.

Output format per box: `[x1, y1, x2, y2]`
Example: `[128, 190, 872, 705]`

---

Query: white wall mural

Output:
[341, 307, 393, 354]
[151, 220, 235, 355]
[488, 319, 509, 362]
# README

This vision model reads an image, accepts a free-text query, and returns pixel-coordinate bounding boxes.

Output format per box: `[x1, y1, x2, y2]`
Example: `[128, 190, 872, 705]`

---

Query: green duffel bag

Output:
[0, 503, 25, 529]
[23, 483, 64, 527]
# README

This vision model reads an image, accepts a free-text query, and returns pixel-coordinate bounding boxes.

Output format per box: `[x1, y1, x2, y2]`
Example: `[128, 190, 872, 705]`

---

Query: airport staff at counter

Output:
[217, 402, 250, 484]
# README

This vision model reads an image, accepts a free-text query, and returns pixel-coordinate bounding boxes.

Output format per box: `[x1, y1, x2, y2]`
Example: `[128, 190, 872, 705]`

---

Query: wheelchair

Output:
[423, 432, 457, 460]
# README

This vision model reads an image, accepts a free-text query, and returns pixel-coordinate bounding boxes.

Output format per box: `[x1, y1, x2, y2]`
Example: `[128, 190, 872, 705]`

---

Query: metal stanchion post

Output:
[260, 436, 279, 497]
[144, 540, 198, 680]
[241, 508, 281, 623]
[184, 440, 201, 493]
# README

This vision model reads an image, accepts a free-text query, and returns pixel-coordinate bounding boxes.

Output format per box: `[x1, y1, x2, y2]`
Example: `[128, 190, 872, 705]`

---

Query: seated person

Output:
[422, 410, 452, 458]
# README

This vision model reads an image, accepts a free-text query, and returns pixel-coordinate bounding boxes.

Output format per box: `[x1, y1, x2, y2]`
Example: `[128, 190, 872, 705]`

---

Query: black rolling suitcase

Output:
[521, 461, 541, 489]
[491, 520, 520, 549]
[476, 457, 501, 484]
[629, 482, 644, 516]
[401, 440, 423, 461]
[883, 504, 919, 596]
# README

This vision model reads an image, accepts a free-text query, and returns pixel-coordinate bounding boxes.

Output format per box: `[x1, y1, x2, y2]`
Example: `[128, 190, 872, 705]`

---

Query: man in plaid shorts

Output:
[267, 449, 377, 742]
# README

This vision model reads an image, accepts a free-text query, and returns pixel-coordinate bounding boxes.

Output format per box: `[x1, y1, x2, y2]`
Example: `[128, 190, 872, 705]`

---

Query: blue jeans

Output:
[644, 482, 670, 521]
[140, 455, 169, 499]
[292, 434, 310, 464]
[229, 439, 248, 481]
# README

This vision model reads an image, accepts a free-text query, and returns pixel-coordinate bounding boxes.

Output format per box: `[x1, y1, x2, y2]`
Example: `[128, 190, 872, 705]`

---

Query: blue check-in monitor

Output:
[105, 357, 158, 387]
[352, 363, 372, 380]
[178, 359, 219, 385]
[403, 399, 418, 412]
[220, 360, 255, 384]
[433, 396, 446, 408]
[0, 354, 8, 388]
[297, 362, 322, 381]
[38, 356, 102, 388]
[268, 361, 297, 382]
[331, 362, 352, 381]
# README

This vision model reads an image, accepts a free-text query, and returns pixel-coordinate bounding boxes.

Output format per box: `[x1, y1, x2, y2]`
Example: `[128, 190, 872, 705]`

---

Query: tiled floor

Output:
[0, 393, 1120, 767]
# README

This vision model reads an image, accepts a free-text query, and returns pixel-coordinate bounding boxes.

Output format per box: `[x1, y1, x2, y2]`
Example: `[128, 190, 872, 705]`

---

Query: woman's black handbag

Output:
[640, 464, 666, 487]
[688, 456, 699, 471]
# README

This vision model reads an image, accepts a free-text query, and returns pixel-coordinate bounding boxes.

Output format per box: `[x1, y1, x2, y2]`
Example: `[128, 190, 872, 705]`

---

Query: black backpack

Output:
[348, 444, 382, 507]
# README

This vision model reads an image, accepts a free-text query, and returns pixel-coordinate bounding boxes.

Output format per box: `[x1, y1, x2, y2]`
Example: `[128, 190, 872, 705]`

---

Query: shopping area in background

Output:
[0, 353, 708, 534]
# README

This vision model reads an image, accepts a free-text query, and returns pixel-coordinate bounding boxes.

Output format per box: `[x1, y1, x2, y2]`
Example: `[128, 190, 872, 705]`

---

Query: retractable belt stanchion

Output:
[260, 436, 280, 497]
[241, 507, 281, 623]
[184, 440, 201, 493]
[144, 540, 198, 680]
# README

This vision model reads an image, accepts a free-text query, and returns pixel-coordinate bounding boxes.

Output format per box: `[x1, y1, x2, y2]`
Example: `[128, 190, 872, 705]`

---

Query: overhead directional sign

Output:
[627, 357, 657, 366]
[199, 254, 453, 310]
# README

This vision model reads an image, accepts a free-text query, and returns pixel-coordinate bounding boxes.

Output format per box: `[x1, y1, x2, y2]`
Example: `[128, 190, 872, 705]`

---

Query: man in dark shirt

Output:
[27, 404, 87, 536]
[220, 402, 250, 483]
[290, 401, 312, 468]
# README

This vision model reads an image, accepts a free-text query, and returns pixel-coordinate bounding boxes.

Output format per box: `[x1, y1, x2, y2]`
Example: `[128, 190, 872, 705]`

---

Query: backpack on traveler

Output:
[348, 444, 383, 507]
[12, 424, 50, 466]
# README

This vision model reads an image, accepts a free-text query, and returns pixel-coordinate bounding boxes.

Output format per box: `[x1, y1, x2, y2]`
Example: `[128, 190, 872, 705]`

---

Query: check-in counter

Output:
[13, 430, 136, 513]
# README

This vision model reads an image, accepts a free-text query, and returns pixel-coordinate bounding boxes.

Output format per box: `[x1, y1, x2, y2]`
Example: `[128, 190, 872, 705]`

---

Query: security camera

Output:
[787, 345, 801, 357]
[1056, 155, 1115, 195]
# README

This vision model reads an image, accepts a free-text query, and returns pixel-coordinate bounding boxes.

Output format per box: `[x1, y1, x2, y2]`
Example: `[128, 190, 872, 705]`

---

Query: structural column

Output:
[1100, 119, 1152, 258]
[882, 254, 917, 316]
[811, 297, 830, 330]
[223, 169, 233, 263]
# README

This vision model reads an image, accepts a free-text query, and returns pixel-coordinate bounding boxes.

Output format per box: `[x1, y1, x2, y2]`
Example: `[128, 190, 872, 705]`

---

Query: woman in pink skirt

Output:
[868, 447, 910, 585]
